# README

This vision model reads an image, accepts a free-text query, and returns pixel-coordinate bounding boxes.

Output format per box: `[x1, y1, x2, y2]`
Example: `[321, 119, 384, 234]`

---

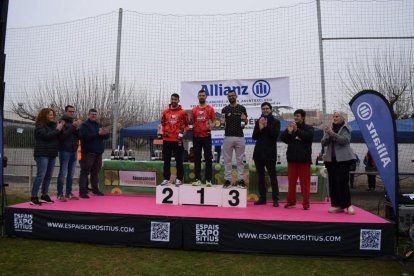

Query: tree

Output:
[11, 72, 168, 132]
[341, 48, 414, 119]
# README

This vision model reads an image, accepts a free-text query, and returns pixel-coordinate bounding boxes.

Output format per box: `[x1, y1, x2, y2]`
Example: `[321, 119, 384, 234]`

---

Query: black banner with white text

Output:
[5, 208, 182, 248]
[182, 218, 394, 257]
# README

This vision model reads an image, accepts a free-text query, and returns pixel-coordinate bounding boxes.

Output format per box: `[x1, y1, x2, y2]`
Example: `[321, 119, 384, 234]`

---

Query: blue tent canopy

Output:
[119, 119, 324, 145]
[348, 118, 414, 143]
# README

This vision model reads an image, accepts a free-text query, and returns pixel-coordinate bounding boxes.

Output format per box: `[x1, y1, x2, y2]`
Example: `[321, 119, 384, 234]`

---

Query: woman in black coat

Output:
[30, 108, 64, 205]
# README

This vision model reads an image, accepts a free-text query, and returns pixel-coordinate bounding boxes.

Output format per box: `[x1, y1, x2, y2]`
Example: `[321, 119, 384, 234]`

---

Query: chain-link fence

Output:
[3, 0, 414, 188]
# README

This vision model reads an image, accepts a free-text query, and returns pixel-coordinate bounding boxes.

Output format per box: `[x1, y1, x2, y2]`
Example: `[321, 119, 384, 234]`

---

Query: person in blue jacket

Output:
[79, 109, 110, 198]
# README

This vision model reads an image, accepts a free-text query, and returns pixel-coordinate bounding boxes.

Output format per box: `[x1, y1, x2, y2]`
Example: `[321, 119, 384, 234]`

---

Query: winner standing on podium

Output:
[191, 89, 216, 187]
[159, 93, 189, 187]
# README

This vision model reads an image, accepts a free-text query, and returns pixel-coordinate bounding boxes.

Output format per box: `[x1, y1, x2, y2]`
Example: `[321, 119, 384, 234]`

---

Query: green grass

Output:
[0, 237, 408, 276]
[1, 194, 412, 275]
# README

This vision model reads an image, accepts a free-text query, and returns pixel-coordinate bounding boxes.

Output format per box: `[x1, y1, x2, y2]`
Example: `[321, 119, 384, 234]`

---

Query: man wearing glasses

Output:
[79, 109, 109, 198]
[57, 105, 82, 201]
[220, 90, 248, 188]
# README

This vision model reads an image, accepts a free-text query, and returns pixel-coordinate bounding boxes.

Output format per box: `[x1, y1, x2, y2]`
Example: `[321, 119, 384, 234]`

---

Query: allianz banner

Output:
[349, 90, 398, 215]
[181, 77, 290, 110]
[181, 77, 290, 145]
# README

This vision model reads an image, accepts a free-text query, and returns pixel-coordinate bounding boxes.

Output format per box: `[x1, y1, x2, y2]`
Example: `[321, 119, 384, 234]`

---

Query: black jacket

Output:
[34, 122, 62, 157]
[252, 116, 280, 161]
[58, 115, 80, 153]
[280, 122, 314, 163]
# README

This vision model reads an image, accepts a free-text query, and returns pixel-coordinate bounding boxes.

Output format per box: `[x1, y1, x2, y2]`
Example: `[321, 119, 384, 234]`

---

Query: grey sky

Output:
[5, 0, 413, 118]
[7, 0, 306, 28]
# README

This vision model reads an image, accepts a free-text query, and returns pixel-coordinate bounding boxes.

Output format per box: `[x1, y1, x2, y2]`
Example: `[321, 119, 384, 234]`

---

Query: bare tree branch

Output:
[341, 47, 414, 118]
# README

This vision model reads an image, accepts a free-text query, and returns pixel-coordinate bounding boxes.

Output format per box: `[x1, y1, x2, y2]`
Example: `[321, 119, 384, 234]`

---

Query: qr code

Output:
[151, 221, 170, 242]
[360, 229, 382, 250]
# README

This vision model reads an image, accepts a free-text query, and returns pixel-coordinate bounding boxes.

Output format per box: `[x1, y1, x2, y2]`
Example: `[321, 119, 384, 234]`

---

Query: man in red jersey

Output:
[191, 90, 216, 187]
[159, 93, 189, 187]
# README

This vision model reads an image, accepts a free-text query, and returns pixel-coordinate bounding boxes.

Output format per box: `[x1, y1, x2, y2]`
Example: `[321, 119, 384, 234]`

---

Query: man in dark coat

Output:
[79, 109, 109, 198]
[56, 105, 82, 201]
[280, 109, 314, 210]
[252, 102, 281, 207]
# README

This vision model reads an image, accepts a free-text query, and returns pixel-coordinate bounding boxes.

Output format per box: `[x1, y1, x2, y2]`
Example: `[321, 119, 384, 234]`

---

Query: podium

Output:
[156, 184, 247, 208]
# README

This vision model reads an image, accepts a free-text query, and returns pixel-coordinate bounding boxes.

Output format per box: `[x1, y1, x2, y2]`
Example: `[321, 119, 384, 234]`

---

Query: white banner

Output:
[181, 77, 290, 145]
[119, 171, 157, 187]
[181, 77, 290, 110]
[277, 176, 319, 193]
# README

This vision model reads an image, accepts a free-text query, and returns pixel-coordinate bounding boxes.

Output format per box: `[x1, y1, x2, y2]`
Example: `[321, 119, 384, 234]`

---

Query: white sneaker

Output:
[192, 179, 202, 186]
[159, 179, 170, 186]
[328, 207, 344, 213]
[205, 180, 212, 187]
[175, 179, 183, 187]
[347, 206, 356, 215]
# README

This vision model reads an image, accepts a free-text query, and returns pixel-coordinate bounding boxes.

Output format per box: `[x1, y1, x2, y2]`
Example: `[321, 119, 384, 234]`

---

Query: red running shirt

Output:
[191, 105, 216, 138]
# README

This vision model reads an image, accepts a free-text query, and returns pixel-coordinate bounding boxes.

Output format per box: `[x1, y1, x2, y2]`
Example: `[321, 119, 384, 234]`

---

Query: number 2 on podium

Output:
[162, 187, 173, 204]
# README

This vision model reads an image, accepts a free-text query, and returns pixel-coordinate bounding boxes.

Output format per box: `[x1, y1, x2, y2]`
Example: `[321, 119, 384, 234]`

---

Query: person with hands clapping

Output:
[321, 111, 356, 215]
[30, 108, 65, 206]
[57, 105, 82, 202]
[78, 108, 110, 198]
[280, 109, 314, 210]
[253, 102, 281, 207]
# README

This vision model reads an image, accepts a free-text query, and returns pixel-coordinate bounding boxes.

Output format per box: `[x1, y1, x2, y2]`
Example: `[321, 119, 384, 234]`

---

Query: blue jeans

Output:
[57, 151, 77, 196]
[31, 156, 56, 197]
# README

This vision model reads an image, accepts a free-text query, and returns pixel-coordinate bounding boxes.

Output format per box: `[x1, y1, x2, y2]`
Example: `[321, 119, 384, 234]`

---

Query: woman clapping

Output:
[321, 112, 356, 215]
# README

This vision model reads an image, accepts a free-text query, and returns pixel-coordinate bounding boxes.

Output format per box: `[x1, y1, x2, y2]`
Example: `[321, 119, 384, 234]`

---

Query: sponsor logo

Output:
[252, 80, 271, 98]
[195, 224, 219, 245]
[357, 101, 391, 168]
[201, 84, 248, 96]
[14, 213, 33, 232]
[356, 102, 373, 121]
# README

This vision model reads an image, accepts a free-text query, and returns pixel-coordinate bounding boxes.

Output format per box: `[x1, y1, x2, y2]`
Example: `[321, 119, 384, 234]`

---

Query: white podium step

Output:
[156, 184, 247, 208]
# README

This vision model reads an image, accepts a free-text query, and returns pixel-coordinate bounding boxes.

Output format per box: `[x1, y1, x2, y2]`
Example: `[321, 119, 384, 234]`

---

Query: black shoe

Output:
[40, 194, 54, 204]
[223, 180, 232, 188]
[92, 190, 104, 196]
[237, 180, 246, 189]
[30, 197, 42, 206]
[80, 194, 90, 199]
[273, 201, 279, 207]
[254, 199, 267, 205]
[87, 187, 92, 191]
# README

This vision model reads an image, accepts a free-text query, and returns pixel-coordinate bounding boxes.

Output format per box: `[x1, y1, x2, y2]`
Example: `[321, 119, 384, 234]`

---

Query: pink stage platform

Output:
[5, 194, 394, 257]
[10, 194, 388, 224]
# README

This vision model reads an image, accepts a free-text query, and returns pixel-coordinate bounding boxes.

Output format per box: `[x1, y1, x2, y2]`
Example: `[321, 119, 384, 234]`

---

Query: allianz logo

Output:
[201, 80, 271, 98]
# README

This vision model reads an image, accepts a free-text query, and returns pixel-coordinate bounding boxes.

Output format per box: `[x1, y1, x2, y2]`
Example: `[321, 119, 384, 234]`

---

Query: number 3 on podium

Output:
[222, 188, 247, 208]
[228, 190, 240, 206]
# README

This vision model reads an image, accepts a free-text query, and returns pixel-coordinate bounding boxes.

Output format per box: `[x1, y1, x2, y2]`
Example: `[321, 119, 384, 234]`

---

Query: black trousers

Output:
[163, 141, 184, 181]
[325, 160, 352, 208]
[349, 160, 356, 188]
[79, 153, 102, 195]
[367, 174, 376, 189]
[193, 137, 213, 182]
[254, 159, 279, 201]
